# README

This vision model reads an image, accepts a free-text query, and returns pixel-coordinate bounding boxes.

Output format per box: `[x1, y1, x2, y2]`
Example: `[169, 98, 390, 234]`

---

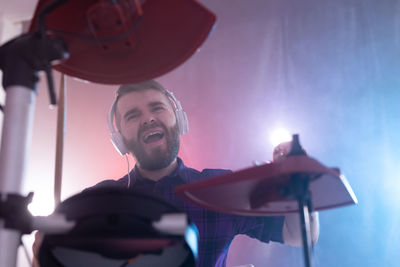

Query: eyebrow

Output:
[148, 101, 168, 108]
[122, 101, 168, 119]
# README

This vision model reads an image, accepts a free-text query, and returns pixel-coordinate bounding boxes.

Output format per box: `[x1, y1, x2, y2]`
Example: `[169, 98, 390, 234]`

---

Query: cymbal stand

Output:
[282, 135, 313, 267]
[287, 174, 313, 267]
[0, 2, 69, 265]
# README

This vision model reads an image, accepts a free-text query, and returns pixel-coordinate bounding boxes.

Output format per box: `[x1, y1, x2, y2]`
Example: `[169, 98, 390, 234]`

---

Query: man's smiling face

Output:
[116, 89, 180, 170]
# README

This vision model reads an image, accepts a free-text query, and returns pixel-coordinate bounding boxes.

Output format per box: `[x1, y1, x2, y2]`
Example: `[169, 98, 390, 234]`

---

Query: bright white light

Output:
[269, 128, 292, 147]
[28, 195, 55, 216]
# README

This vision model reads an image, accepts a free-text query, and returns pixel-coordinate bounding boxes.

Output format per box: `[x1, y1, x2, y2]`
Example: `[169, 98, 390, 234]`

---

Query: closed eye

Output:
[149, 101, 169, 113]
[124, 109, 141, 121]
[127, 113, 139, 120]
[152, 106, 165, 112]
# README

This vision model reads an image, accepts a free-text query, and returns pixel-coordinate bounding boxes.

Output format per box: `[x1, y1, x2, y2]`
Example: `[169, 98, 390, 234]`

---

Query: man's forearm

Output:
[282, 211, 319, 246]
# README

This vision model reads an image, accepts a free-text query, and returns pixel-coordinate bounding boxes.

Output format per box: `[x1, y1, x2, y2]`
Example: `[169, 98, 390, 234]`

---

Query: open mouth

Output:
[142, 131, 165, 144]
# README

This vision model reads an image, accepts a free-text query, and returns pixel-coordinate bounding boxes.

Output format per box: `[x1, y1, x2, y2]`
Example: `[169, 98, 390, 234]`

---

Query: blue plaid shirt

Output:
[94, 158, 284, 267]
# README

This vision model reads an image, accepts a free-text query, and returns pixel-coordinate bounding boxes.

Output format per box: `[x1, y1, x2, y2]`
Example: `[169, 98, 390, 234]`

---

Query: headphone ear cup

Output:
[164, 90, 188, 135]
[111, 131, 129, 155]
[176, 109, 189, 135]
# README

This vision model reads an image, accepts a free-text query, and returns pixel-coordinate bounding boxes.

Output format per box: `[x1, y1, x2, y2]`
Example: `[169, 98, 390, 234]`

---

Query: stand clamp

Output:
[0, 31, 69, 102]
[0, 193, 34, 234]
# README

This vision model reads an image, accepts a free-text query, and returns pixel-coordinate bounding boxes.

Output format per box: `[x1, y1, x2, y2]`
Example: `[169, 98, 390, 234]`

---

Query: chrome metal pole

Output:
[0, 85, 36, 267]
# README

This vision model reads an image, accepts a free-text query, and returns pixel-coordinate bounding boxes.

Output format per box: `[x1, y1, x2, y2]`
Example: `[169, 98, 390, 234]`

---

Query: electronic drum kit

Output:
[0, 1, 357, 266]
[32, 135, 357, 267]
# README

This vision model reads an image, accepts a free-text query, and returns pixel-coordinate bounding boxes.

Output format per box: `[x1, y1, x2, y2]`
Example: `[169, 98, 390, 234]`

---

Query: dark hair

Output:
[116, 80, 168, 98]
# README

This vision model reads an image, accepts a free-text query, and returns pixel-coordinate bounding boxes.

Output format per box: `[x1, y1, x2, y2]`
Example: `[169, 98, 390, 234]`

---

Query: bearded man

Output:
[33, 81, 319, 267]
[87, 80, 319, 267]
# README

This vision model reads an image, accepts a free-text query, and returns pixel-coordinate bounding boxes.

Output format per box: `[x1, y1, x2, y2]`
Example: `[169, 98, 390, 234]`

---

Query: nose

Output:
[142, 114, 156, 127]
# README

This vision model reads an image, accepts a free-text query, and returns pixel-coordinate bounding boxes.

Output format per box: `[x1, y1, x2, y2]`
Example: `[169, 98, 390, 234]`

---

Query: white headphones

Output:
[107, 88, 189, 155]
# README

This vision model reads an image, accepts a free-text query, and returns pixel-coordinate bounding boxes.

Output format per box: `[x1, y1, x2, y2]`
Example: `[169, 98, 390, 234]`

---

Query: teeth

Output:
[144, 131, 162, 141]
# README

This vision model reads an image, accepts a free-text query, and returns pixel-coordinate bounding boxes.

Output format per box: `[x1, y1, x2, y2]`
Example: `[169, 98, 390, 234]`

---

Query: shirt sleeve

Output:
[234, 214, 285, 243]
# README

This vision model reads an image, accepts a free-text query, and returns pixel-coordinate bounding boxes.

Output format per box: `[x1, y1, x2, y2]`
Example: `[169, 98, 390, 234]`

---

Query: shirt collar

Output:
[131, 157, 187, 183]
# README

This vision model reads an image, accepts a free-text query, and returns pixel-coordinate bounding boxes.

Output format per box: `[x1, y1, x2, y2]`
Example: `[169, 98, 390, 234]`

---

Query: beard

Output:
[124, 122, 180, 171]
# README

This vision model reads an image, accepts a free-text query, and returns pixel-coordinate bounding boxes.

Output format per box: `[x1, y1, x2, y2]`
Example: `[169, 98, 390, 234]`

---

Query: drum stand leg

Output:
[0, 9, 68, 265]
